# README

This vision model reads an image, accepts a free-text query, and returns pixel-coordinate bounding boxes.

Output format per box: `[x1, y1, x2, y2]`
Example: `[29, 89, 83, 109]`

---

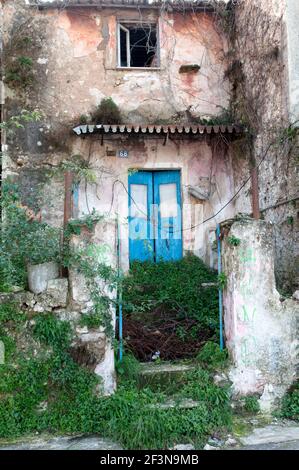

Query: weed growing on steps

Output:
[196, 341, 228, 370]
[122, 255, 219, 360]
[241, 396, 260, 414]
[123, 255, 218, 329]
[0, 304, 232, 448]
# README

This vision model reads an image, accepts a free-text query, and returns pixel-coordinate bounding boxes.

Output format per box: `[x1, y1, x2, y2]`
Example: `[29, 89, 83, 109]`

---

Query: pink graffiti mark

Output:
[236, 322, 248, 336]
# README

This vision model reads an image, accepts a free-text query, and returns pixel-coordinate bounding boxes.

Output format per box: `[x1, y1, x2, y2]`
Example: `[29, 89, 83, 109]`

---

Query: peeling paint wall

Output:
[2, 2, 229, 126]
[222, 219, 299, 412]
[72, 135, 236, 271]
[2, 0, 233, 267]
[286, 0, 299, 124]
[1, 1, 235, 392]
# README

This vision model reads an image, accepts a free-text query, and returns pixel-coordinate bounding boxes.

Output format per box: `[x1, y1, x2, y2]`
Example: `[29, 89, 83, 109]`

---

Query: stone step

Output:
[138, 362, 196, 391]
[240, 422, 299, 446]
[148, 398, 200, 410]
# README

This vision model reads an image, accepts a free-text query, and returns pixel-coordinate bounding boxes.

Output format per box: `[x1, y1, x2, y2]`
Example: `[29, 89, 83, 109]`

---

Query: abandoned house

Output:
[0, 0, 298, 411]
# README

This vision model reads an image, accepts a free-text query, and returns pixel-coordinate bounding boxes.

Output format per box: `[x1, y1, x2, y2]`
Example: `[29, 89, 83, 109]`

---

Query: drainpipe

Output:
[63, 170, 73, 228]
[251, 166, 260, 220]
[62, 170, 73, 276]
[117, 217, 123, 362]
[216, 224, 224, 351]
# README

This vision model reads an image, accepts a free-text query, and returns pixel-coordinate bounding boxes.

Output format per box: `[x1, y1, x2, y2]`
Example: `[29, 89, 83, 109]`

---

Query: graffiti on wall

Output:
[237, 245, 259, 367]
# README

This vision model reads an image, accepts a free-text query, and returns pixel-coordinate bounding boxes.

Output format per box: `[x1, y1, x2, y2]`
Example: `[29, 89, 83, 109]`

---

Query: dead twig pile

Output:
[123, 305, 213, 362]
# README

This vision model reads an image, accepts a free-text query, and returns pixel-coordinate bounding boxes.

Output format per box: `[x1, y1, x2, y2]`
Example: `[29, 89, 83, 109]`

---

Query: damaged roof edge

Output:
[30, 0, 217, 12]
[72, 123, 244, 136]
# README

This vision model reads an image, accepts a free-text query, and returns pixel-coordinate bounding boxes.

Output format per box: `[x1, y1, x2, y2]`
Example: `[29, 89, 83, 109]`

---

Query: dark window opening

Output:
[118, 23, 158, 68]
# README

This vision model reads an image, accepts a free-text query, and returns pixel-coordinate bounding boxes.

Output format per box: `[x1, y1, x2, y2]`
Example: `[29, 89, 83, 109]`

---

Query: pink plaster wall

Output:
[27, 6, 230, 124]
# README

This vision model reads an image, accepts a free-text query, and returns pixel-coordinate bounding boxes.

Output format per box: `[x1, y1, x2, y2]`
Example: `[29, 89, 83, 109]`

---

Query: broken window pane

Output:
[120, 26, 129, 67]
[118, 23, 158, 68]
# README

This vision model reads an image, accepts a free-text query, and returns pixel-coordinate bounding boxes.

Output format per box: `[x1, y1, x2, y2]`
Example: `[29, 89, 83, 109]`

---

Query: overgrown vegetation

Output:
[0, 169, 116, 336]
[280, 382, 299, 421]
[0, 305, 232, 448]
[91, 97, 122, 124]
[55, 155, 97, 185]
[122, 256, 219, 361]
[0, 109, 42, 134]
[0, 179, 61, 291]
[4, 56, 34, 89]
[227, 235, 241, 247]
[241, 396, 260, 414]
[217, 272, 228, 290]
[63, 243, 117, 338]
[196, 341, 228, 371]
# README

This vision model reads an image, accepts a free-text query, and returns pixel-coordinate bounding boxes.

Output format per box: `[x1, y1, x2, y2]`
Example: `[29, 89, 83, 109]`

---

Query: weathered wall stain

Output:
[223, 219, 298, 411]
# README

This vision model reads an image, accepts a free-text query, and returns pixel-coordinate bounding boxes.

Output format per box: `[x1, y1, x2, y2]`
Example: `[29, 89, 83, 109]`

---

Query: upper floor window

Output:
[117, 22, 158, 68]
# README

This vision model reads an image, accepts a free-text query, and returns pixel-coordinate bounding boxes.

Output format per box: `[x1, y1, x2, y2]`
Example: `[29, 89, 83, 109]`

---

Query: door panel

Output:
[154, 171, 182, 262]
[128, 170, 182, 263]
[128, 171, 154, 262]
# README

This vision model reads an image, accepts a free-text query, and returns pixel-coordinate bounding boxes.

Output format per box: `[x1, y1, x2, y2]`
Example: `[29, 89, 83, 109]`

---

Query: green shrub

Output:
[0, 179, 60, 291]
[227, 235, 241, 247]
[91, 97, 121, 124]
[0, 313, 232, 448]
[217, 272, 228, 290]
[0, 302, 26, 326]
[123, 255, 219, 331]
[79, 312, 103, 329]
[281, 382, 299, 421]
[33, 314, 72, 351]
[242, 395, 260, 413]
[196, 341, 228, 370]
[115, 353, 141, 382]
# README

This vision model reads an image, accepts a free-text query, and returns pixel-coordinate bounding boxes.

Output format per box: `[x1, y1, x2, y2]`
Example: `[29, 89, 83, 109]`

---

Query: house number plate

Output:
[118, 149, 129, 158]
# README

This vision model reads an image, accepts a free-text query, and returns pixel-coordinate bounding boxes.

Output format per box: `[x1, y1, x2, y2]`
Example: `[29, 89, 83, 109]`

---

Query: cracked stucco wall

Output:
[231, 0, 298, 292]
[223, 219, 299, 412]
[2, 0, 235, 268]
[72, 134, 237, 272]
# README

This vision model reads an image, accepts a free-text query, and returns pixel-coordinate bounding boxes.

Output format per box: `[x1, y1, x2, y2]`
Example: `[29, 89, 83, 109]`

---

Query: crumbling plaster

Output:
[72, 134, 237, 271]
[231, 0, 298, 291]
[2, 1, 230, 130]
[2, 0, 235, 267]
[39, 6, 230, 123]
[223, 219, 299, 412]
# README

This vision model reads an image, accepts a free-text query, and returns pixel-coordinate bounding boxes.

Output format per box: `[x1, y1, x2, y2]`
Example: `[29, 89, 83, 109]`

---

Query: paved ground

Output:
[240, 440, 299, 450]
[0, 435, 122, 450]
[237, 422, 299, 451]
[0, 420, 298, 450]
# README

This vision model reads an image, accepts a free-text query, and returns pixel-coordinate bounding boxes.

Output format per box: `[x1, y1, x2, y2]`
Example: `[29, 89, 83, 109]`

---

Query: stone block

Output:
[27, 261, 59, 294]
[70, 332, 107, 370]
[68, 269, 90, 305]
[45, 278, 68, 307]
[293, 290, 299, 301]
[56, 310, 81, 322]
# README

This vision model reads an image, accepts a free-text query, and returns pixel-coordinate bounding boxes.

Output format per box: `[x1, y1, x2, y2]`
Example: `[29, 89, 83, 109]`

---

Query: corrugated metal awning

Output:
[72, 123, 243, 136]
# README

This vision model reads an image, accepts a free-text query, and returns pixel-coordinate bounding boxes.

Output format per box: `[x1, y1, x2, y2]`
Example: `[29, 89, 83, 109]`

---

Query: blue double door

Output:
[129, 170, 182, 262]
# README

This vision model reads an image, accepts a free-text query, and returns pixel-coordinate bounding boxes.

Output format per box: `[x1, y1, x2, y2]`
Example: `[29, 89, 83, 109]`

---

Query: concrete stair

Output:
[138, 361, 195, 391]
[138, 361, 201, 409]
[148, 398, 201, 410]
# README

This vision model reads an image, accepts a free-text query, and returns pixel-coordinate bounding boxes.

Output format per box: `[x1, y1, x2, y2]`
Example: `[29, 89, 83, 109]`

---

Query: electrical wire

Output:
[109, 137, 280, 234]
